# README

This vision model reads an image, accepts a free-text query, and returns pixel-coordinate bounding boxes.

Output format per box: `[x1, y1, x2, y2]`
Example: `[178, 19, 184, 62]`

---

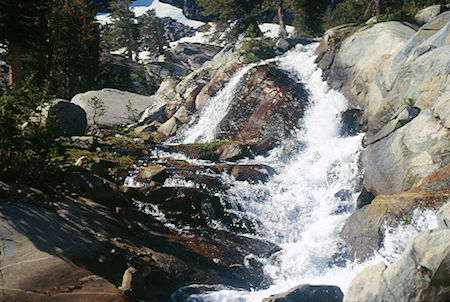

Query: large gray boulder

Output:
[71, 89, 154, 126]
[344, 228, 450, 302]
[318, 13, 449, 137]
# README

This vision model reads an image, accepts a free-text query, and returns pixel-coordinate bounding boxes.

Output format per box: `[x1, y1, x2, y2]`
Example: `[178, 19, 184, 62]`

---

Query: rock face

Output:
[361, 110, 449, 195]
[344, 227, 450, 302]
[318, 13, 450, 196]
[0, 199, 128, 302]
[72, 89, 154, 126]
[217, 64, 309, 145]
[263, 284, 344, 302]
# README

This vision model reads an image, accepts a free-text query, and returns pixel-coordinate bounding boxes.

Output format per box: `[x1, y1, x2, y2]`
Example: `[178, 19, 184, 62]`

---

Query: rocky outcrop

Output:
[217, 64, 309, 145]
[318, 12, 450, 196]
[171, 42, 223, 72]
[415, 5, 445, 24]
[361, 110, 449, 195]
[263, 284, 343, 302]
[72, 89, 154, 126]
[344, 225, 450, 301]
[341, 165, 450, 262]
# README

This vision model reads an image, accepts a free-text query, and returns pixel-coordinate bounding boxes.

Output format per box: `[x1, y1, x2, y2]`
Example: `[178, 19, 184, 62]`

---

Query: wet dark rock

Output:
[64, 171, 121, 202]
[231, 165, 275, 183]
[248, 137, 280, 155]
[217, 64, 309, 146]
[339, 108, 365, 137]
[356, 187, 375, 209]
[262, 284, 344, 302]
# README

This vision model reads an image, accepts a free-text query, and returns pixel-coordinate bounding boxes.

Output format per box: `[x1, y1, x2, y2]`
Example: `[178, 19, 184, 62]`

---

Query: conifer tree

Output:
[140, 9, 166, 55]
[107, 0, 139, 60]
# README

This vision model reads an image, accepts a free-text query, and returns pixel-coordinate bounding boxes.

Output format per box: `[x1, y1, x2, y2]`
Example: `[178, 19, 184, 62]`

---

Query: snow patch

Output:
[259, 23, 295, 39]
[96, 0, 204, 29]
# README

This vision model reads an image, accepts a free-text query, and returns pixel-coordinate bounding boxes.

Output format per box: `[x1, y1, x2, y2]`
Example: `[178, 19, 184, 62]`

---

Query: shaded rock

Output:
[339, 108, 364, 137]
[171, 42, 223, 72]
[217, 64, 309, 145]
[137, 166, 169, 184]
[231, 165, 275, 183]
[33, 99, 87, 137]
[344, 229, 450, 302]
[263, 284, 343, 302]
[275, 38, 311, 51]
[63, 135, 96, 150]
[72, 89, 153, 126]
[64, 171, 120, 201]
[0, 200, 128, 302]
[356, 187, 375, 209]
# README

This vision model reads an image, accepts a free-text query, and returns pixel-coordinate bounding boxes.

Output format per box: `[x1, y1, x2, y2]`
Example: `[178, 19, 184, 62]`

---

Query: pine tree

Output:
[139, 9, 166, 55]
[198, 0, 265, 40]
[107, 0, 139, 60]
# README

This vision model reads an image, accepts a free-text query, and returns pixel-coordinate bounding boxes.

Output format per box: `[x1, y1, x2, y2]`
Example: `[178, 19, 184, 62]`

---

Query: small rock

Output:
[137, 166, 169, 183]
[135, 121, 160, 134]
[231, 165, 274, 183]
[158, 116, 180, 136]
[218, 142, 248, 161]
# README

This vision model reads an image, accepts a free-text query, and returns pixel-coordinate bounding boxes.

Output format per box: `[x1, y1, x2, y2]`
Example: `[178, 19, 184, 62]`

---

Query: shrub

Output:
[0, 79, 59, 179]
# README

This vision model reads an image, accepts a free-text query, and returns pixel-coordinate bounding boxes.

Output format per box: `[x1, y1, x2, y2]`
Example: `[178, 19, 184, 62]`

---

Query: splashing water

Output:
[178, 58, 276, 144]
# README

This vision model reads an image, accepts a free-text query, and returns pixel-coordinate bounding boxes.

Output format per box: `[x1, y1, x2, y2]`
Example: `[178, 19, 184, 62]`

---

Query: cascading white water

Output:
[178, 58, 275, 144]
[170, 44, 437, 301]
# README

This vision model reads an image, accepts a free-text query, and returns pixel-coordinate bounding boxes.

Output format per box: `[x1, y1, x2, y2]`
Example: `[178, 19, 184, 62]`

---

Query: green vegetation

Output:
[0, 79, 60, 179]
[186, 140, 231, 150]
[243, 39, 277, 63]
[324, 0, 449, 29]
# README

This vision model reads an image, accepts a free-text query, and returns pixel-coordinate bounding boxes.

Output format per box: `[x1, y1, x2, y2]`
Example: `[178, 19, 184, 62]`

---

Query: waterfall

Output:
[167, 44, 437, 301]
[178, 58, 276, 144]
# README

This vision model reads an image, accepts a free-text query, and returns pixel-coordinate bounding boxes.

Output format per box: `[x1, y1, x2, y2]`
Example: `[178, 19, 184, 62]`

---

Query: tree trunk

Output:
[125, 0, 133, 61]
[8, 43, 24, 88]
[276, 4, 287, 37]
[375, 0, 385, 16]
